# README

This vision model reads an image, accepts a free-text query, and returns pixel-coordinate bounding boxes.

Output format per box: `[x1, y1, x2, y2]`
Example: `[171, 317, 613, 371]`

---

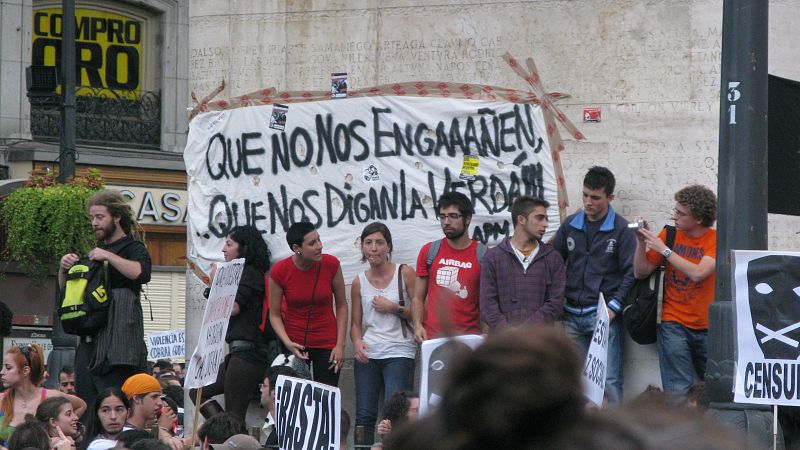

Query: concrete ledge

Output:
[7, 140, 186, 172]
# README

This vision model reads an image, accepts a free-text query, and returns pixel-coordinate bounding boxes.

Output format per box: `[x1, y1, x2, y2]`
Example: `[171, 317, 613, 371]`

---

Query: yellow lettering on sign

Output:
[32, 8, 144, 97]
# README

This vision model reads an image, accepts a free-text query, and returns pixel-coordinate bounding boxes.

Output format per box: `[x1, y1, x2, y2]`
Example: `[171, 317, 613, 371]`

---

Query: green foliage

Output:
[1, 169, 104, 282]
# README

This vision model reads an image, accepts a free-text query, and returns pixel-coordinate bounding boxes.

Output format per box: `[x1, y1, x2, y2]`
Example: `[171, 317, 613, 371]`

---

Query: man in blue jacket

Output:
[553, 167, 636, 406]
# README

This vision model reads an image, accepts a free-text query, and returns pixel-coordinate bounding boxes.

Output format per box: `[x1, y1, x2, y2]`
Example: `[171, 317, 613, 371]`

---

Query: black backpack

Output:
[57, 240, 135, 336]
[623, 226, 676, 345]
[58, 258, 112, 336]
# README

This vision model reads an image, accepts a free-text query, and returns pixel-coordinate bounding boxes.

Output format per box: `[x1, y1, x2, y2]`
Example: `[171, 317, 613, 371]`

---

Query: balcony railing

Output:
[30, 87, 161, 149]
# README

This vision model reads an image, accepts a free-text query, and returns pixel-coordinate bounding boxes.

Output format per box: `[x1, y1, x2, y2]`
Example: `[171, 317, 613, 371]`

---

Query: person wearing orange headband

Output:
[120, 374, 184, 450]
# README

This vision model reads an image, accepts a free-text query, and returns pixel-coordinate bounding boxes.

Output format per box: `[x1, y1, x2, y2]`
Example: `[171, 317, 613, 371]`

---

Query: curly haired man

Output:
[633, 185, 717, 405]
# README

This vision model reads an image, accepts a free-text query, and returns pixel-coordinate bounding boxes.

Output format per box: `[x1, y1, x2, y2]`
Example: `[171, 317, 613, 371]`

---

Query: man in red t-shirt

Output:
[412, 192, 483, 342]
[633, 185, 717, 403]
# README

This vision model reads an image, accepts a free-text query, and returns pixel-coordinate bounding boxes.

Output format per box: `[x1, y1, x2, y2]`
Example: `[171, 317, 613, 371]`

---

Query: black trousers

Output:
[191, 352, 265, 423]
[75, 338, 143, 415]
[305, 347, 340, 387]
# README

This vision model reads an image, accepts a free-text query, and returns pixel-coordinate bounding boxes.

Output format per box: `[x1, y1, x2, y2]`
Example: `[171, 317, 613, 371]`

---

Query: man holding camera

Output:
[553, 166, 636, 406]
[633, 185, 717, 405]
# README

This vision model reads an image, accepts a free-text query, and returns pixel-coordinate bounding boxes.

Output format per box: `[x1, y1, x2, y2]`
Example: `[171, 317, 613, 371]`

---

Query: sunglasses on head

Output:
[17, 344, 32, 367]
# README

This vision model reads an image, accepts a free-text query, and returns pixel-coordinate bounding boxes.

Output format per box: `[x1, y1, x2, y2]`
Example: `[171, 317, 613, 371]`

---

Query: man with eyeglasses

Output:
[633, 184, 717, 405]
[259, 365, 298, 448]
[58, 365, 76, 395]
[412, 192, 485, 343]
[552, 166, 636, 406]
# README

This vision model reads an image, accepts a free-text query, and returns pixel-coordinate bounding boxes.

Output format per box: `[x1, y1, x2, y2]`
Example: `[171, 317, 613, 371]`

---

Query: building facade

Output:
[0, 0, 190, 341]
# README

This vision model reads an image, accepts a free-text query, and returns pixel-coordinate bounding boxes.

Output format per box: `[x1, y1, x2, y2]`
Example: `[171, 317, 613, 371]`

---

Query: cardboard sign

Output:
[146, 329, 185, 361]
[274, 375, 341, 450]
[184, 259, 244, 389]
[733, 250, 800, 405]
[419, 334, 484, 416]
[184, 95, 559, 282]
[582, 294, 610, 407]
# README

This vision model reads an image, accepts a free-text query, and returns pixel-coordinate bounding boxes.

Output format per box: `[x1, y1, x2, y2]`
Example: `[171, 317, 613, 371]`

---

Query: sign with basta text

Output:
[275, 375, 341, 450]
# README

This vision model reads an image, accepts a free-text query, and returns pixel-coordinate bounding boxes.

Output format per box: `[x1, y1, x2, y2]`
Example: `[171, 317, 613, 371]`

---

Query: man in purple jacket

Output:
[480, 196, 566, 330]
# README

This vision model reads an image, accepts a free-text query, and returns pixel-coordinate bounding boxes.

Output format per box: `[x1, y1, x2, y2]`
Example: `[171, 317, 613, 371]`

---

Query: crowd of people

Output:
[0, 166, 726, 449]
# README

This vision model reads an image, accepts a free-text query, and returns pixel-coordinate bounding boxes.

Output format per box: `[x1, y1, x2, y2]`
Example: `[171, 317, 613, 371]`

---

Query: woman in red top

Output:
[269, 222, 347, 387]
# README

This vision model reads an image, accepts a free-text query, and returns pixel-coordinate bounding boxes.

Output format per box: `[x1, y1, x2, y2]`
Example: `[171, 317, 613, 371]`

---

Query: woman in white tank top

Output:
[350, 222, 416, 445]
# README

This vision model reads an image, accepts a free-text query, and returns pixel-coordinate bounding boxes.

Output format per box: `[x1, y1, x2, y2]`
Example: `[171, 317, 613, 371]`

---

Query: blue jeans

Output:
[354, 357, 414, 444]
[657, 321, 707, 403]
[563, 311, 624, 406]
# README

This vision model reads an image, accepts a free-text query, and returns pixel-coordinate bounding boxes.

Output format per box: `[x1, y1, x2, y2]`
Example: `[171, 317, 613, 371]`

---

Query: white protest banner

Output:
[146, 329, 185, 361]
[274, 375, 341, 450]
[185, 95, 560, 281]
[582, 294, 610, 408]
[184, 258, 244, 389]
[733, 250, 800, 405]
[419, 334, 484, 416]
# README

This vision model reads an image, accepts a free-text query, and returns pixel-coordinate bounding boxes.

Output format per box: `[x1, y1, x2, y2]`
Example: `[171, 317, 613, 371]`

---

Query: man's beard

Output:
[443, 227, 466, 240]
[96, 221, 117, 242]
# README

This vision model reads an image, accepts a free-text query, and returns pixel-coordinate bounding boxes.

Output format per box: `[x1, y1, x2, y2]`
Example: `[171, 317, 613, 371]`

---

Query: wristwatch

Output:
[397, 306, 405, 315]
[662, 248, 673, 259]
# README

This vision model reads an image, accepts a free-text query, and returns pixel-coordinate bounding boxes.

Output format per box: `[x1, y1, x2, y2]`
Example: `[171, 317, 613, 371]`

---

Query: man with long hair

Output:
[59, 190, 152, 408]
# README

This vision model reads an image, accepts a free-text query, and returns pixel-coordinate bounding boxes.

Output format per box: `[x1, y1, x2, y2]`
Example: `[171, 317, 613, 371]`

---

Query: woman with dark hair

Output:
[269, 222, 347, 387]
[192, 225, 276, 422]
[350, 222, 416, 444]
[0, 344, 86, 447]
[35, 397, 83, 447]
[82, 387, 130, 450]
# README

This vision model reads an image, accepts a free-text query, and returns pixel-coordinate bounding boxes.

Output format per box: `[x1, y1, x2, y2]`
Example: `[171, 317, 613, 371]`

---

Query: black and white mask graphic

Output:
[748, 255, 800, 359]
[427, 340, 470, 407]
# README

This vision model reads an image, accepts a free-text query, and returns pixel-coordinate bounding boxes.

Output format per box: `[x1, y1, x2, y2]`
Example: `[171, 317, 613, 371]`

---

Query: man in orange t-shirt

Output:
[633, 185, 717, 403]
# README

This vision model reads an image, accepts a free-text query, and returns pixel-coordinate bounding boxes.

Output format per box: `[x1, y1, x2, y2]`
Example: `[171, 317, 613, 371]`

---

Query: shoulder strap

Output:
[656, 225, 677, 324]
[425, 239, 443, 272]
[302, 264, 322, 347]
[259, 273, 269, 333]
[396, 264, 411, 338]
[397, 264, 405, 306]
[475, 242, 487, 265]
[665, 225, 677, 249]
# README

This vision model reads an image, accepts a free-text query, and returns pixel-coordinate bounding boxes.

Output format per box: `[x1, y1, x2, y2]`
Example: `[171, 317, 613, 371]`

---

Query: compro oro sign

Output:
[32, 7, 144, 94]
